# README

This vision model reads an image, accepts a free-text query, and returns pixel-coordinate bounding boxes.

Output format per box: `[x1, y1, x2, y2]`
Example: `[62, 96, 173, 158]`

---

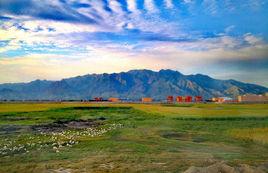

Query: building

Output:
[211, 97, 237, 103]
[238, 94, 268, 102]
[185, 96, 192, 102]
[94, 97, 103, 102]
[224, 99, 238, 103]
[142, 97, 153, 103]
[195, 96, 202, 102]
[176, 96, 183, 102]
[167, 96, 174, 103]
[212, 97, 225, 103]
[108, 97, 120, 102]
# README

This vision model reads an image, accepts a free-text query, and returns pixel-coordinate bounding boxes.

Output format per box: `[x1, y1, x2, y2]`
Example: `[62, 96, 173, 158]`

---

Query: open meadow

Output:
[0, 103, 268, 173]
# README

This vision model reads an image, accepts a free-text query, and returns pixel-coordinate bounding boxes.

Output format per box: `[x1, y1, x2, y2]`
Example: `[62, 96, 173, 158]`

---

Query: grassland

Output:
[0, 103, 268, 173]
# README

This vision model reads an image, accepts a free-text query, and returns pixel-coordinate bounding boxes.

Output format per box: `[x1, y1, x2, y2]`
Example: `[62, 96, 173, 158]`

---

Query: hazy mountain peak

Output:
[127, 69, 154, 74]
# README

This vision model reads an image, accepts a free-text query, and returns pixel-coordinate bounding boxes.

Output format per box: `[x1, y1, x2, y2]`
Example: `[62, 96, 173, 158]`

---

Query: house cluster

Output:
[237, 93, 268, 103]
[92, 95, 203, 103]
[166, 96, 202, 103]
[209, 93, 268, 103]
[141, 96, 203, 103]
[92, 92, 268, 104]
[2, 93, 267, 103]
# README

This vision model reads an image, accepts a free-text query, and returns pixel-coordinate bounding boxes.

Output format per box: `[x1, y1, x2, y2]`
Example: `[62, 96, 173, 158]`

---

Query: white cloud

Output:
[108, 0, 124, 15]
[224, 25, 235, 33]
[0, 19, 111, 52]
[126, 0, 139, 13]
[144, 0, 159, 13]
[243, 33, 264, 46]
[247, 0, 266, 10]
[184, 0, 193, 3]
[1, 34, 268, 84]
[202, 0, 218, 15]
[0, 40, 20, 53]
[164, 0, 174, 9]
[223, 0, 236, 12]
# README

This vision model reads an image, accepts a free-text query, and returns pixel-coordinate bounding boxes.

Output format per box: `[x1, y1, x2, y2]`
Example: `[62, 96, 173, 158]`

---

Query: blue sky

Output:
[0, 0, 268, 86]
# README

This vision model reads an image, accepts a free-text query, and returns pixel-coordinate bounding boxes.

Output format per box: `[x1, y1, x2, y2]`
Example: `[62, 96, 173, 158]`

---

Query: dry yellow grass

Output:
[229, 128, 268, 144]
[0, 102, 128, 113]
[0, 103, 268, 118]
[132, 103, 268, 117]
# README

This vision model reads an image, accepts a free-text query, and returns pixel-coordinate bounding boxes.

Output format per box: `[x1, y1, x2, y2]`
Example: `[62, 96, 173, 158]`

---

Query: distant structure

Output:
[142, 97, 153, 103]
[108, 97, 120, 102]
[238, 94, 268, 103]
[167, 96, 174, 103]
[195, 96, 203, 102]
[224, 99, 238, 103]
[212, 97, 225, 103]
[185, 96, 192, 102]
[175, 96, 202, 103]
[176, 96, 183, 102]
[211, 97, 239, 103]
[94, 97, 103, 102]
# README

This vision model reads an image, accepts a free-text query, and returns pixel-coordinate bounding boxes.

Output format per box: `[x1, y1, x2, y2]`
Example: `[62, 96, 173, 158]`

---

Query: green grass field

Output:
[0, 103, 268, 173]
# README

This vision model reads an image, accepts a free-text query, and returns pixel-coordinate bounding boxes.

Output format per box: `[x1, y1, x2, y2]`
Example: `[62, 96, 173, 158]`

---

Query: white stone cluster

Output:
[0, 123, 123, 156]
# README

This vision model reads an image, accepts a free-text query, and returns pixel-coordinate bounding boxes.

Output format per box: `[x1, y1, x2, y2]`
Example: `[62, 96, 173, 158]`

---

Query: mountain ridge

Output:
[0, 69, 267, 100]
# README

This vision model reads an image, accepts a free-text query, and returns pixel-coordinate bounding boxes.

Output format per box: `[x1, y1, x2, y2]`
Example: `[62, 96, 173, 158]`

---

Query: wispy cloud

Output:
[164, 0, 174, 9]
[0, 0, 268, 86]
[0, 0, 97, 23]
[144, 0, 159, 13]
[1, 32, 267, 84]
[202, 0, 218, 15]
[126, 0, 139, 13]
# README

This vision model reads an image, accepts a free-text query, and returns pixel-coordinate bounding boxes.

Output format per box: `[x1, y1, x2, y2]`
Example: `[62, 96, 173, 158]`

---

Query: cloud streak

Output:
[0, 0, 268, 86]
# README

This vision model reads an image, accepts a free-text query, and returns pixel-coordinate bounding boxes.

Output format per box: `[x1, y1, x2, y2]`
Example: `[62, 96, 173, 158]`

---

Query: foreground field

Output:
[0, 103, 268, 173]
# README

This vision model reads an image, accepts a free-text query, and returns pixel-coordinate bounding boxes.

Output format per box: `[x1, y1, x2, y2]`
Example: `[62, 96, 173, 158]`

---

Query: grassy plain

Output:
[0, 103, 268, 173]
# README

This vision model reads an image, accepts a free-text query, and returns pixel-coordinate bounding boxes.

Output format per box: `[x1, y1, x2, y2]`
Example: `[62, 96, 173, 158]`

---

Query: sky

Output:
[0, 0, 268, 87]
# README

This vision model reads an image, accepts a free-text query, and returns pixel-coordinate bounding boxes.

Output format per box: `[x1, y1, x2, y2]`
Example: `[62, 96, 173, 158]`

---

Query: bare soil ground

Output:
[183, 162, 268, 173]
[31, 118, 105, 133]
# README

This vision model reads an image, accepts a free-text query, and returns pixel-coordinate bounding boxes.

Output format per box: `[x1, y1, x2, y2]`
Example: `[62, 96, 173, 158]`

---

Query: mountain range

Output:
[0, 69, 267, 100]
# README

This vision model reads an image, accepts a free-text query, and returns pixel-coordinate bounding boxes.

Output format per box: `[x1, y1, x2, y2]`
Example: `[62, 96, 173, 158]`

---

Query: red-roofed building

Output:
[167, 96, 174, 103]
[94, 97, 103, 102]
[185, 96, 192, 102]
[195, 96, 202, 102]
[176, 96, 183, 102]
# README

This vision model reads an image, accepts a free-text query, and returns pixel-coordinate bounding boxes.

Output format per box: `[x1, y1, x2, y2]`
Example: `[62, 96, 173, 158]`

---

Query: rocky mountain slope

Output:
[0, 69, 267, 100]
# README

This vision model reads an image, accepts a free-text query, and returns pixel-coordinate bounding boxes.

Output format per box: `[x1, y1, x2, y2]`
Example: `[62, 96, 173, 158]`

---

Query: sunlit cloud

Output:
[164, 0, 174, 9]
[1, 34, 267, 84]
[0, 0, 267, 86]
[144, 0, 159, 13]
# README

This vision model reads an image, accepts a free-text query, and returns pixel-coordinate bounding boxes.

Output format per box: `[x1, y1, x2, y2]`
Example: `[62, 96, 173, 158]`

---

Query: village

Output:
[94, 92, 268, 104]
[2, 93, 268, 104]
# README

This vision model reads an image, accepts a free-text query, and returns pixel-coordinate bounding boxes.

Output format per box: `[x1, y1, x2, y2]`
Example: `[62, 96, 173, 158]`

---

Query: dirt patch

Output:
[192, 136, 207, 143]
[161, 131, 207, 143]
[183, 162, 267, 173]
[32, 118, 106, 133]
[64, 119, 103, 129]
[47, 168, 72, 173]
[161, 132, 190, 141]
[0, 125, 28, 135]
[1, 116, 32, 121]
[61, 106, 132, 110]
